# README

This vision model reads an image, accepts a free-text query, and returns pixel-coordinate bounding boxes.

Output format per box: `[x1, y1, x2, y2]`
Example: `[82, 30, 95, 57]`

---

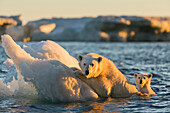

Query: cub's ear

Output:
[148, 74, 153, 78]
[78, 55, 83, 61]
[97, 57, 102, 63]
[134, 73, 138, 78]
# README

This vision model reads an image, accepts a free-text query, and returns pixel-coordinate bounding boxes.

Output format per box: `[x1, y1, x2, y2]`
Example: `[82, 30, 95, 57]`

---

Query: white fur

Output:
[134, 73, 156, 95]
[78, 53, 139, 98]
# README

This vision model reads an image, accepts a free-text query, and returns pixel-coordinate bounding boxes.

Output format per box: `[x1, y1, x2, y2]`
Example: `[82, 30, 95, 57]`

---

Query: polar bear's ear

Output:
[97, 57, 102, 63]
[78, 55, 83, 61]
[148, 74, 153, 78]
[134, 73, 138, 78]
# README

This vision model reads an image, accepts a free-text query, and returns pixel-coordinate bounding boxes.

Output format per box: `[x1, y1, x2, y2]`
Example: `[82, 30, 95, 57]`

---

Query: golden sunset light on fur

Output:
[0, 0, 169, 112]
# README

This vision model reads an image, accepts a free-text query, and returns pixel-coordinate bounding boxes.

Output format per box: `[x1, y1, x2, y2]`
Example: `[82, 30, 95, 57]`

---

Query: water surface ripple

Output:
[0, 42, 170, 112]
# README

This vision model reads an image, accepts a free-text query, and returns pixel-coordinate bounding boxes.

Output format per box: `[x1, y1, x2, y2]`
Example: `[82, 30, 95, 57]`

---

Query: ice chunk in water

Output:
[1, 34, 98, 102]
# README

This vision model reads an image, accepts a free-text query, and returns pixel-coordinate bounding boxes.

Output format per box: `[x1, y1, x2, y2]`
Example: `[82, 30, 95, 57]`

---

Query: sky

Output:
[0, 0, 170, 24]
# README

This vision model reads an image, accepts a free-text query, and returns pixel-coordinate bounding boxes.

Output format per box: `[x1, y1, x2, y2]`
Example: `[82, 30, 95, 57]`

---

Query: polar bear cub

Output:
[134, 73, 156, 95]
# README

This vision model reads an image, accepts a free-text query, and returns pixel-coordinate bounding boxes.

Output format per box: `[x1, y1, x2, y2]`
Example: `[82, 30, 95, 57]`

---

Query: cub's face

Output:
[134, 73, 152, 90]
[78, 55, 102, 78]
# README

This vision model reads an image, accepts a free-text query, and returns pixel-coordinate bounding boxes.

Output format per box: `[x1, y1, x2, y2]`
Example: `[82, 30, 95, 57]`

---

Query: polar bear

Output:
[134, 73, 156, 95]
[77, 53, 139, 98]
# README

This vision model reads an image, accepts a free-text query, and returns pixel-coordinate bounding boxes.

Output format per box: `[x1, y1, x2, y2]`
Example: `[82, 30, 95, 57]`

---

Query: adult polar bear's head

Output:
[78, 54, 102, 78]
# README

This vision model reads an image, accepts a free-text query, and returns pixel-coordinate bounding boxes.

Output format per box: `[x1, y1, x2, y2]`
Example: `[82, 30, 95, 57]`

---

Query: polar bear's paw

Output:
[137, 92, 149, 97]
[70, 67, 80, 71]
[74, 70, 87, 80]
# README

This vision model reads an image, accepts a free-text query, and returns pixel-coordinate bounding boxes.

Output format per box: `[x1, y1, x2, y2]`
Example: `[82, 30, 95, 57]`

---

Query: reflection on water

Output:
[0, 42, 170, 112]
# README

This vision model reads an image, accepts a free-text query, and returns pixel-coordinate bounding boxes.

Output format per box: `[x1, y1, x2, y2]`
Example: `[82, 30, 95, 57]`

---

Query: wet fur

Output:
[77, 53, 139, 98]
[134, 73, 156, 95]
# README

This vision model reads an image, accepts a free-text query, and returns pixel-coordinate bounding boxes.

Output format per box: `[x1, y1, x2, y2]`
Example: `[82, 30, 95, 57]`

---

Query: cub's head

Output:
[78, 55, 102, 78]
[134, 73, 153, 90]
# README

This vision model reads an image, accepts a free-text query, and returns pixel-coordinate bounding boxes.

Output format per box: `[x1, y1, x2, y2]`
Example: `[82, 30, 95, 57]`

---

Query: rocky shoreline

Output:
[0, 15, 170, 42]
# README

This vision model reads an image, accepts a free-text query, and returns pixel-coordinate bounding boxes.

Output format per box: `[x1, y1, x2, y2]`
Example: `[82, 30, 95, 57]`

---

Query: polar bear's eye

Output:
[138, 77, 140, 79]
[84, 63, 86, 66]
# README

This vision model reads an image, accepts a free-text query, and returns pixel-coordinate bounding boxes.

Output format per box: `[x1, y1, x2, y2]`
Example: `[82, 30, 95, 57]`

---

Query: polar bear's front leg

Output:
[74, 70, 87, 80]
[75, 72, 111, 97]
[70, 67, 80, 71]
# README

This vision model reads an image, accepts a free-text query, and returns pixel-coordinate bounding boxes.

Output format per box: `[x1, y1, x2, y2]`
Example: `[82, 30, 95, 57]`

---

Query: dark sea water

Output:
[0, 42, 170, 112]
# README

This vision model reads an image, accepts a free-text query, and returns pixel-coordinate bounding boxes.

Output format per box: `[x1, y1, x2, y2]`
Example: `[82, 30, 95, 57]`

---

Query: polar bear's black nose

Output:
[85, 70, 89, 75]
[140, 80, 142, 84]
